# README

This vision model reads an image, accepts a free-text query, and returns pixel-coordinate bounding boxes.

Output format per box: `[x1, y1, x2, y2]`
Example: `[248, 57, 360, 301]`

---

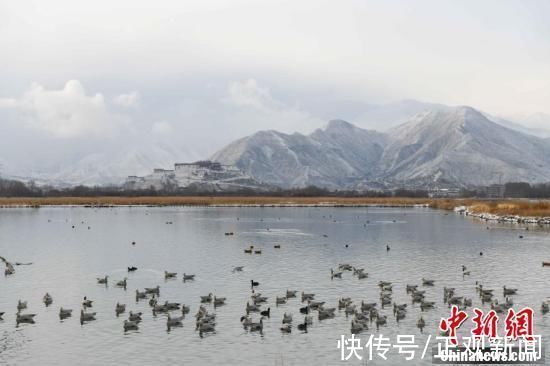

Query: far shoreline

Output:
[0, 197, 550, 218]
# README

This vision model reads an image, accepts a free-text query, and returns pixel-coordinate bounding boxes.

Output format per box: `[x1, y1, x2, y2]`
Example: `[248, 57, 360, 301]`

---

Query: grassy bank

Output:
[0, 196, 433, 207]
[1, 197, 549, 217]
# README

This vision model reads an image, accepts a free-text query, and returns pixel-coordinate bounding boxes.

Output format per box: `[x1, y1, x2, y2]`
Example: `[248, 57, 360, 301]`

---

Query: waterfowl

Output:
[167, 314, 184, 328]
[417, 316, 426, 330]
[542, 302, 549, 314]
[82, 297, 93, 307]
[345, 304, 356, 316]
[282, 313, 293, 324]
[331, 269, 343, 279]
[463, 298, 473, 307]
[395, 310, 406, 321]
[297, 318, 308, 332]
[183, 273, 195, 281]
[124, 320, 139, 331]
[232, 266, 244, 273]
[375, 315, 387, 328]
[351, 320, 366, 334]
[16, 313, 36, 324]
[299, 305, 310, 314]
[274, 244, 281, 249]
[276, 296, 287, 305]
[240, 315, 253, 327]
[200, 293, 213, 303]
[116, 278, 127, 289]
[59, 308, 72, 319]
[198, 322, 215, 334]
[252, 295, 268, 304]
[254, 249, 262, 254]
[378, 281, 392, 288]
[260, 308, 271, 318]
[406, 284, 418, 293]
[164, 271, 177, 279]
[80, 310, 96, 322]
[305, 315, 313, 325]
[115, 302, 126, 316]
[213, 297, 226, 306]
[181, 304, 191, 315]
[97, 276, 108, 285]
[164, 301, 181, 310]
[420, 301, 435, 311]
[17, 300, 27, 311]
[360, 302, 377, 312]
[308, 301, 325, 310]
[280, 323, 291, 333]
[422, 278, 435, 286]
[43, 293, 53, 306]
[127, 266, 138, 272]
[244, 248, 253, 254]
[249, 318, 263, 332]
[246, 302, 260, 313]
[386, 245, 390, 251]
[503, 286, 518, 296]
[144, 286, 160, 295]
[135, 290, 147, 301]
[339, 298, 353, 309]
[393, 303, 407, 314]
[463, 271, 471, 276]
[301, 292, 315, 302]
[251, 280, 259, 288]
[357, 272, 368, 279]
[128, 311, 142, 322]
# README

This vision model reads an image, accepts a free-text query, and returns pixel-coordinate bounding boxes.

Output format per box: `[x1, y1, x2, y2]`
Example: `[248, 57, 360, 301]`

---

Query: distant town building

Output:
[123, 160, 265, 192]
[428, 187, 461, 198]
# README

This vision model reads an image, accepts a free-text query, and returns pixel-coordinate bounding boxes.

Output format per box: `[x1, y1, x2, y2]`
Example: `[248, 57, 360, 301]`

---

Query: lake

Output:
[0, 206, 549, 365]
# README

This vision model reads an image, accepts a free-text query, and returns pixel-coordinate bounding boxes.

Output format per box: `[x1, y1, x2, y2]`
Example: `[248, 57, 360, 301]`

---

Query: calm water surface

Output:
[1, 206, 550, 365]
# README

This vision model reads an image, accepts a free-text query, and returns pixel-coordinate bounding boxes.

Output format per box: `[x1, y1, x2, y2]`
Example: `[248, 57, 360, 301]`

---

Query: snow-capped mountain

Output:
[210, 120, 387, 189]
[212, 106, 550, 188]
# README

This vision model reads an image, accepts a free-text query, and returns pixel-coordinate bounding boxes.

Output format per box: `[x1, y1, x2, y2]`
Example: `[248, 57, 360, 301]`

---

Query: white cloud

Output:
[151, 120, 173, 135]
[0, 98, 17, 108]
[222, 79, 324, 135]
[3, 80, 129, 138]
[113, 91, 140, 108]
[225, 79, 278, 110]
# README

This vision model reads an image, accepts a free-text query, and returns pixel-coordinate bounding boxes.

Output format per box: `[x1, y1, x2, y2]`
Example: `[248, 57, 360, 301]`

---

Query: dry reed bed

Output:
[1, 197, 549, 217]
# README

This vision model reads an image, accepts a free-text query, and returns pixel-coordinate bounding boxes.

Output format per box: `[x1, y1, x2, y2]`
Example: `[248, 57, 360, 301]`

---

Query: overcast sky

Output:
[1, 0, 549, 178]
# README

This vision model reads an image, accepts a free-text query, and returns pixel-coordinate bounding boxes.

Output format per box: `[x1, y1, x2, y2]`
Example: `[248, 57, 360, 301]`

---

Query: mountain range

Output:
[211, 106, 550, 189]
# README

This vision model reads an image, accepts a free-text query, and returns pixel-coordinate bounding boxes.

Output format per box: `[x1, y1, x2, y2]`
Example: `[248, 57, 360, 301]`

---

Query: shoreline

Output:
[1, 197, 550, 223]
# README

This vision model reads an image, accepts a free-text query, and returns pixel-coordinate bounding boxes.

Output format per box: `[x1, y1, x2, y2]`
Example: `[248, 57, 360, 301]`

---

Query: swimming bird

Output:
[280, 323, 291, 333]
[251, 280, 259, 288]
[80, 310, 96, 323]
[144, 286, 160, 295]
[17, 300, 27, 311]
[183, 273, 195, 282]
[260, 308, 271, 318]
[422, 278, 435, 286]
[249, 318, 264, 332]
[164, 271, 177, 279]
[97, 276, 108, 285]
[213, 296, 226, 307]
[127, 266, 138, 272]
[181, 304, 191, 315]
[128, 311, 142, 322]
[135, 289, 147, 301]
[200, 293, 213, 303]
[115, 302, 126, 316]
[286, 290, 297, 298]
[124, 320, 139, 331]
[43, 293, 53, 306]
[541, 302, 549, 314]
[282, 313, 292, 324]
[331, 269, 343, 279]
[297, 318, 308, 332]
[417, 316, 426, 330]
[82, 297, 93, 308]
[167, 314, 184, 329]
[164, 301, 181, 310]
[232, 266, 244, 273]
[503, 286, 518, 296]
[59, 308, 72, 319]
[386, 245, 390, 251]
[276, 296, 287, 305]
[246, 302, 260, 313]
[116, 278, 127, 289]
[16, 313, 36, 324]
[301, 292, 315, 302]
[274, 244, 281, 249]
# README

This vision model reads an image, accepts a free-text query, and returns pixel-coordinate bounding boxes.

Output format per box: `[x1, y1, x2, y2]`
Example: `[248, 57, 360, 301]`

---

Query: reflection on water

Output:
[0, 206, 549, 365]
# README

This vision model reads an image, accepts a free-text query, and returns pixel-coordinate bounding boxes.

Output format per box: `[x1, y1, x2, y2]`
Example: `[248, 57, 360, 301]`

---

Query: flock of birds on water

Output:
[1, 211, 549, 340]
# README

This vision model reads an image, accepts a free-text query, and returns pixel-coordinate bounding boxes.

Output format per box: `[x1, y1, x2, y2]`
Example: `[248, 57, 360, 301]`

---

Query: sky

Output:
[0, 0, 549, 180]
